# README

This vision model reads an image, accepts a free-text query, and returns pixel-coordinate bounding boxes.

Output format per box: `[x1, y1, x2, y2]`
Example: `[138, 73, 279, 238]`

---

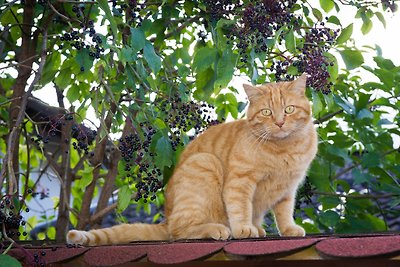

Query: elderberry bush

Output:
[201, 0, 338, 93]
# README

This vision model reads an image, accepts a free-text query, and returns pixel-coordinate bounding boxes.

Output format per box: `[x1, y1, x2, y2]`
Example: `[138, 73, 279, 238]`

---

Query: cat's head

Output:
[243, 74, 312, 140]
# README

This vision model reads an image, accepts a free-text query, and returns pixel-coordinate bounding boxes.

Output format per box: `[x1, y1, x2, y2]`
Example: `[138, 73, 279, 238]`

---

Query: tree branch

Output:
[313, 109, 344, 124]
[4, 23, 48, 194]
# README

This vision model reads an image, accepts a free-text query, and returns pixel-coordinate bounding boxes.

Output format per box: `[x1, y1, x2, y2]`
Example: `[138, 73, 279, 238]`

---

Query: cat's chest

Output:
[255, 148, 307, 173]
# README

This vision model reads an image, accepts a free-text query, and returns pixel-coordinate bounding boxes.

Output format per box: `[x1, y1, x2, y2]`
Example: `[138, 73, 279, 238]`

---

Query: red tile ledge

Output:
[3, 233, 400, 266]
[316, 235, 400, 258]
[224, 237, 322, 256]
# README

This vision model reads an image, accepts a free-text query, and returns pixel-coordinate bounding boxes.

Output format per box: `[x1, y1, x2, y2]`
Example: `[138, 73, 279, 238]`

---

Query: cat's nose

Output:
[275, 121, 285, 128]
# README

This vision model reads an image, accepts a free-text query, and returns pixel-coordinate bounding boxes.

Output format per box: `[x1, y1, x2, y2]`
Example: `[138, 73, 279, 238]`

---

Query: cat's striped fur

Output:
[67, 74, 318, 245]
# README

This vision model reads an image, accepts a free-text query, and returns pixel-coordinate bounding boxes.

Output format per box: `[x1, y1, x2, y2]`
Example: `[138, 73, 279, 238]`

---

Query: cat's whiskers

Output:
[249, 127, 273, 152]
[246, 128, 269, 151]
[254, 128, 273, 151]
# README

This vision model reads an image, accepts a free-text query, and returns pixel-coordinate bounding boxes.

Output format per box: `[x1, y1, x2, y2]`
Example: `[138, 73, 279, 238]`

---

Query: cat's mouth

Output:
[271, 128, 291, 139]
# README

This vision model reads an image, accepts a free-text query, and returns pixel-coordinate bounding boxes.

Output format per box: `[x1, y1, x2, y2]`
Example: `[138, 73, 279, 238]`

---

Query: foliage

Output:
[0, 0, 399, 251]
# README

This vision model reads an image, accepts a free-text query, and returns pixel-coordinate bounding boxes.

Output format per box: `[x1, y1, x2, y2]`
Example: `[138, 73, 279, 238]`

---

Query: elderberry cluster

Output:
[202, 0, 241, 22]
[295, 178, 314, 210]
[271, 23, 338, 94]
[201, 0, 337, 93]
[233, 0, 299, 57]
[71, 124, 97, 155]
[58, 5, 105, 64]
[31, 113, 96, 155]
[161, 94, 220, 140]
[115, 0, 148, 26]
[119, 126, 163, 203]
[0, 195, 30, 240]
[301, 26, 337, 94]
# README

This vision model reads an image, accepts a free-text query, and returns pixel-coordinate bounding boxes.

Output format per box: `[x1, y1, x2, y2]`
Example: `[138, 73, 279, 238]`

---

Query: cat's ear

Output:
[243, 84, 262, 101]
[288, 73, 307, 95]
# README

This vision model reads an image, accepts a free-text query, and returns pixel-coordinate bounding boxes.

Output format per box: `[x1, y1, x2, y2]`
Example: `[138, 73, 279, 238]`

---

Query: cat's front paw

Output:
[256, 226, 266, 237]
[67, 230, 87, 245]
[231, 224, 259, 239]
[209, 224, 231, 240]
[280, 225, 305, 237]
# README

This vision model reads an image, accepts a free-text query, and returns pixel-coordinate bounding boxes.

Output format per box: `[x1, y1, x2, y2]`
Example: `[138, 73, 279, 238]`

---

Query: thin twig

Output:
[47, 0, 80, 23]
[89, 192, 138, 224]
[312, 191, 399, 199]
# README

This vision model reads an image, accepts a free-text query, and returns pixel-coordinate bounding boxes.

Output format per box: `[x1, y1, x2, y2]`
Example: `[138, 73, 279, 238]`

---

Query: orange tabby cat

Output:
[67, 74, 318, 245]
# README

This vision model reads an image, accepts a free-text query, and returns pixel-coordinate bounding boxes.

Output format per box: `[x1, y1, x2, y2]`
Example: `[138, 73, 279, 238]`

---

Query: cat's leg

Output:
[223, 173, 259, 239]
[167, 153, 231, 240]
[272, 193, 305, 237]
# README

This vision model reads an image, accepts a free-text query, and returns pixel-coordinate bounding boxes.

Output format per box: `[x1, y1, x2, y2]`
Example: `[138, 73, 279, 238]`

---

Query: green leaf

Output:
[0, 254, 22, 267]
[336, 23, 353, 44]
[375, 12, 386, 28]
[327, 15, 341, 25]
[320, 0, 334, 12]
[312, 8, 323, 21]
[54, 69, 72, 90]
[308, 158, 332, 192]
[312, 90, 323, 115]
[324, 52, 338, 82]
[357, 108, 373, 120]
[41, 52, 61, 85]
[352, 168, 373, 185]
[193, 47, 218, 72]
[117, 185, 131, 213]
[361, 17, 373, 35]
[194, 67, 215, 100]
[333, 95, 355, 114]
[284, 29, 296, 53]
[362, 152, 380, 168]
[339, 49, 364, 70]
[98, 0, 118, 39]
[143, 41, 161, 74]
[66, 84, 81, 103]
[374, 56, 395, 70]
[216, 18, 236, 29]
[130, 28, 146, 53]
[77, 164, 94, 188]
[319, 196, 341, 210]
[319, 210, 340, 227]
[76, 48, 94, 72]
[214, 49, 236, 92]
[155, 136, 173, 168]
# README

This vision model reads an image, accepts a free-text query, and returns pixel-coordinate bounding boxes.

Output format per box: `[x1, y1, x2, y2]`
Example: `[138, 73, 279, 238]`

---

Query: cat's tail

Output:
[66, 223, 169, 246]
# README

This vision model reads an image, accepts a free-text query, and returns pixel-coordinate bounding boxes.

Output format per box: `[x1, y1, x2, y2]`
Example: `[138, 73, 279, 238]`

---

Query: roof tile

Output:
[83, 245, 148, 266]
[224, 237, 321, 256]
[146, 241, 227, 264]
[316, 235, 400, 258]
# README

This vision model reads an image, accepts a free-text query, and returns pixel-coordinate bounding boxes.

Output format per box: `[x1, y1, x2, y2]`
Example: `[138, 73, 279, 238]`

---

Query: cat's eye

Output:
[285, 105, 295, 114]
[261, 109, 272, 116]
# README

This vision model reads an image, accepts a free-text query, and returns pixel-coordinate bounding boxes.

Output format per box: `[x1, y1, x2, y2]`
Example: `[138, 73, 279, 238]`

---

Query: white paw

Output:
[66, 230, 86, 245]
